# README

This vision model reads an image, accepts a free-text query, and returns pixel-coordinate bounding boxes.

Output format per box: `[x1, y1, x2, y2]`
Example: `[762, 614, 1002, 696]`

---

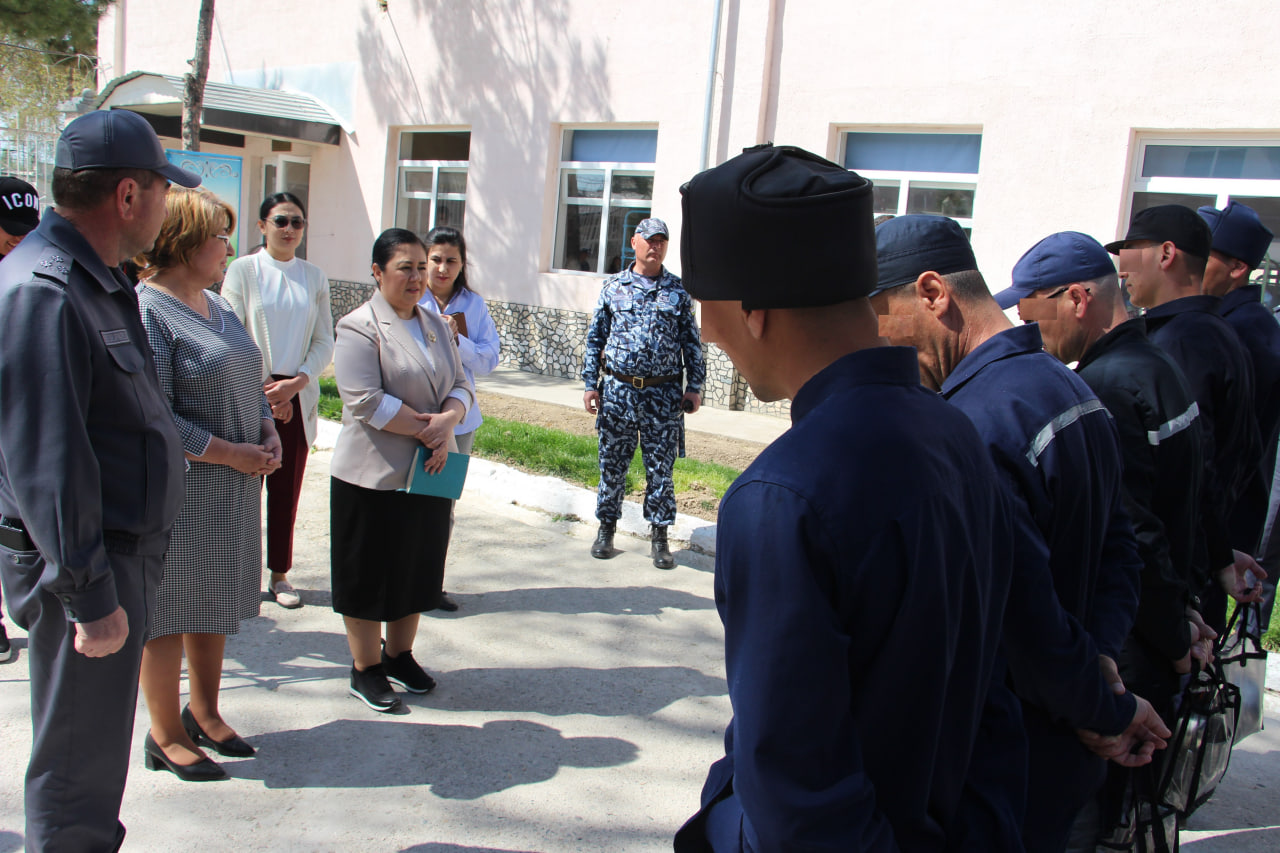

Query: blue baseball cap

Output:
[871, 214, 977, 297]
[55, 109, 201, 188]
[993, 231, 1116, 309]
[1198, 201, 1274, 269]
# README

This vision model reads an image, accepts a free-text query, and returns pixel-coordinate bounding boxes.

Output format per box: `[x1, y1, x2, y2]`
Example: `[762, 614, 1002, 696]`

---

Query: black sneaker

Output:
[381, 648, 437, 694]
[0, 621, 10, 663]
[349, 664, 402, 712]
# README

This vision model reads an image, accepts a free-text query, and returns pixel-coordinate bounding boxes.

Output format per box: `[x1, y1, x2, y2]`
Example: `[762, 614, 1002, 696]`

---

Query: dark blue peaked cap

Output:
[1198, 201, 1274, 269]
[680, 144, 877, 309]
[993, 231, 1115, 309]
[871, 215, 977, 297]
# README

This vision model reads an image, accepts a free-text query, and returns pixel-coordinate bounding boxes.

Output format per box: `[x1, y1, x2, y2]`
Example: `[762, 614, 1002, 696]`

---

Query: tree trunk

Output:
[182, 0, 216, 152]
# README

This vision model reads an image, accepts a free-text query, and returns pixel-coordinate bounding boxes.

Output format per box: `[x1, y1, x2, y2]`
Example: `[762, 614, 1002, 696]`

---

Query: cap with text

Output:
[0, 176, 41, 236]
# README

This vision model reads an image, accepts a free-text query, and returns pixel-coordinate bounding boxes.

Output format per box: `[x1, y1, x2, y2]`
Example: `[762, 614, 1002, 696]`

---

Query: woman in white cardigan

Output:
[222, 192, 334, 609]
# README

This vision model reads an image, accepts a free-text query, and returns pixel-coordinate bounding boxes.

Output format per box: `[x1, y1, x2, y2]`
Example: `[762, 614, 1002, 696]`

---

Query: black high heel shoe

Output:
[181, 705, 255, 757]
[143, 733, 228, 782]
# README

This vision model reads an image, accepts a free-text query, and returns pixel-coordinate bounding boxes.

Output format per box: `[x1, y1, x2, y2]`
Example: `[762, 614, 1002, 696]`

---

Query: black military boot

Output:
[650, 524, 675, 569]
[591, 521, 616, 559]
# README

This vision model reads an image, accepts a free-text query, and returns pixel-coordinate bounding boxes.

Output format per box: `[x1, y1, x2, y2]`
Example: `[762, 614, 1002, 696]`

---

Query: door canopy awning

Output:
[95, 71, 347, 146]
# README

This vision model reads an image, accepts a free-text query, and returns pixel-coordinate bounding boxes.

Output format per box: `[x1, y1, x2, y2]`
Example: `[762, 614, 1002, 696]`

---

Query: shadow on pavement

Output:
[0, 830, 21, 853]
[401, 840, 537, 845]
[222, 624, 354, 688]
[445, 585, 715, 616]
[402, 847, 540, 853]
[231, 718, 636, 798]
[425, 665, 725, 717]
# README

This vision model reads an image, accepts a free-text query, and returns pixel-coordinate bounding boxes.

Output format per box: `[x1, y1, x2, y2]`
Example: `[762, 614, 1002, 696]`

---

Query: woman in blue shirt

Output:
[417, 226, 501, 611]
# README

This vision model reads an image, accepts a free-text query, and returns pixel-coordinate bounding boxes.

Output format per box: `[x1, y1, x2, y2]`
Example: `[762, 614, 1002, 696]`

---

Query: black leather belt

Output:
[604, 366, 681, 389]
[0, 516, 138, 553]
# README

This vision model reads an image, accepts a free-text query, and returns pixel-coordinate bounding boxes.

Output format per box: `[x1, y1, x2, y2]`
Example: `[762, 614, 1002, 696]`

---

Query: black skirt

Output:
[330, 476, 451, 621]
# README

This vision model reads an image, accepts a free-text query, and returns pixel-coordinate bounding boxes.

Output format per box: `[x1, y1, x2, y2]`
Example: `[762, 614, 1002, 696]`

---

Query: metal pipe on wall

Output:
[699, 0, 726, 171]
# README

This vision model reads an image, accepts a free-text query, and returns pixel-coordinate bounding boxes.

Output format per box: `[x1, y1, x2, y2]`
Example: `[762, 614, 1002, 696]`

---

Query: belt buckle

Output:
[631, 376, 645, 389]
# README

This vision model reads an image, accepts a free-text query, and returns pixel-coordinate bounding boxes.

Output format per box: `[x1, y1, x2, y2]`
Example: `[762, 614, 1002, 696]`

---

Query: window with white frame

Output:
[1126, 138, 1280, 297]
[395, 131, 469, 237]
[554, 128, 657, 274]
[842, 131, 982, 234]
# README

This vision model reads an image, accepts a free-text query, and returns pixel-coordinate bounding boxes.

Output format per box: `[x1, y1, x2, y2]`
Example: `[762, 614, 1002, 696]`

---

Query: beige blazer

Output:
[329, 289, 473, 491]
[222, 253, 335, 447]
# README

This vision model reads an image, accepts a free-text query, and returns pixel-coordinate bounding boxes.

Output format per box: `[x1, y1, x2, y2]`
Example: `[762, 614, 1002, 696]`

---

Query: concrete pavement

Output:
[3, 369, 1280, 850]
[0, 448, 727, 852]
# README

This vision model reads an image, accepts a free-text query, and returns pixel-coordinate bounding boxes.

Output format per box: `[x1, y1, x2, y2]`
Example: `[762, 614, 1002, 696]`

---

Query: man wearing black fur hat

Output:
[673, 145, 1167, 852]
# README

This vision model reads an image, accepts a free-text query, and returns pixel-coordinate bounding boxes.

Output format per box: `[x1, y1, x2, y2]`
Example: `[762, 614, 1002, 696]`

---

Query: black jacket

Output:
[1077, 318, 1200, 663]
[1144, 295, 1259, 585]
[1218, 285, 1280, 552]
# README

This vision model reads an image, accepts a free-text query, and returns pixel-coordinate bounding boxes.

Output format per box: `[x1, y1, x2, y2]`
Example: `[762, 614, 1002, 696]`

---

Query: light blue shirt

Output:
[418, 287, 501, 435]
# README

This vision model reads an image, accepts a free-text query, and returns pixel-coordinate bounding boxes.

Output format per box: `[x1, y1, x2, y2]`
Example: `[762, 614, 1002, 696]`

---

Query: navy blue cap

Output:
[55, 110, 201, 188]
[871, 215, 977, 297]
[993, 231, 1115, 309]
[680, 144, 876, 309]
[1104, 204, 1211, 259]
[1198, 201, 1274, 269]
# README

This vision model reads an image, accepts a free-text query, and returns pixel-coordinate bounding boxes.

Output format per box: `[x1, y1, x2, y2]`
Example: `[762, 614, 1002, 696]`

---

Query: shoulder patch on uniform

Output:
[35, 247, 71, 281]
[101, 329, 130, 346]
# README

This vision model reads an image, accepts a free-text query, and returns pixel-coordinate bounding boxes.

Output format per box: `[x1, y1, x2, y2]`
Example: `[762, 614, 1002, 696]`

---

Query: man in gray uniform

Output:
[0, 174, 40, 663]
[0, 109, 199, 851]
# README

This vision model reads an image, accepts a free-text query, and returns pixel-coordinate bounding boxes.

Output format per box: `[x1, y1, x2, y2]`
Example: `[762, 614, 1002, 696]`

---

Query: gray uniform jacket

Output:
[0, 209, 185, 624]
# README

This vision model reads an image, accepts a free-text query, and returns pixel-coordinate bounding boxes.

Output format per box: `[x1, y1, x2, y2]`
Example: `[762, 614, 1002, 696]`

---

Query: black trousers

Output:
[2, 547, 161, 853]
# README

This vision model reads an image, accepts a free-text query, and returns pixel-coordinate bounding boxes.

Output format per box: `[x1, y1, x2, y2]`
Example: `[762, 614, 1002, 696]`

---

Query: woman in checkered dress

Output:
[135, 188, 283, 781]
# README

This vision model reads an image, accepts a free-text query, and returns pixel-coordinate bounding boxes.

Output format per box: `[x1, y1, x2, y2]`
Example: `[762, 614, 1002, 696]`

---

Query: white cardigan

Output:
[222, 251, 335, 446]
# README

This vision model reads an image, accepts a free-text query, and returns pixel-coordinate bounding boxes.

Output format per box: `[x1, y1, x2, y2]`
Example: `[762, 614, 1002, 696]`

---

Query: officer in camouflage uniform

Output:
[583, 218, 705, 568]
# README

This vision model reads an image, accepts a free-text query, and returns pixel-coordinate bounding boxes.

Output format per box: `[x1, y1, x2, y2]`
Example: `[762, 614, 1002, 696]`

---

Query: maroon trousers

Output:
[267, 388, 309, 573]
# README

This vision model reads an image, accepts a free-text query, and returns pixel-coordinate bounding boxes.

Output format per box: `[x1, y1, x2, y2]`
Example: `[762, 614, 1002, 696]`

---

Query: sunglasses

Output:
[267, 215, 306, 230]
[215, 234, 232, 247]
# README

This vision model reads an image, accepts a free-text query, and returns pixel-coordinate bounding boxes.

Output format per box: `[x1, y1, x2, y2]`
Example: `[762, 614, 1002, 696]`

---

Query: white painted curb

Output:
[314, 417, 719, 555]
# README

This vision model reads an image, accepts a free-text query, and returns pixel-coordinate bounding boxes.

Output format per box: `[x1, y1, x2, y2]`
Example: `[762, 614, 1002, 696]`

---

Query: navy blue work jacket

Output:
[675, 346, 1130, 853]
[1218, 285, 1280, 552]
[941, 324, 1141, 659]
[1145, 295, 1259, 578]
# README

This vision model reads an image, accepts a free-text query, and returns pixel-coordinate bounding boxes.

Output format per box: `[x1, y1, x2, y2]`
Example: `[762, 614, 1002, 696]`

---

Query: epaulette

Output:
[32, 245, 72, 285]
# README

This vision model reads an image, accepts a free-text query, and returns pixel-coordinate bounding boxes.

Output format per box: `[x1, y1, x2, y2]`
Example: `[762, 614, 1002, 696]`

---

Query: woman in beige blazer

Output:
[330, 228, 473, 713]
[222, 192, 334, 610]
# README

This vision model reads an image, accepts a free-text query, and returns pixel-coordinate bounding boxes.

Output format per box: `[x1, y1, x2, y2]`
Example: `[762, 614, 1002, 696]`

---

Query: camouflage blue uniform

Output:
[583, 265, 705, 526]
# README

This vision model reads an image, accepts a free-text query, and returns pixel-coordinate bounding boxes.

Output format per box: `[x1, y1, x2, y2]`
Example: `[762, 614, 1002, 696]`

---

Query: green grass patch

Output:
[317, 376, 343, 422]
[1265, 608, 1279, 653]
[315, 382, 742, 508]
[475, 415, 740, 501]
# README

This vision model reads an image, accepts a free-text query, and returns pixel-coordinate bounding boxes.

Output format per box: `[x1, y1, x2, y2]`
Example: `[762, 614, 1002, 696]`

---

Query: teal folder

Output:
[401, 448, 470, 500]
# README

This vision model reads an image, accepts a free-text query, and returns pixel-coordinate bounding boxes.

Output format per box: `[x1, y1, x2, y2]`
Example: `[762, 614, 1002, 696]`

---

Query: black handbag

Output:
[1217, 602, 1268, 744]
[1098, 766, 1179, 853]
[1158, 667, 1239, 817]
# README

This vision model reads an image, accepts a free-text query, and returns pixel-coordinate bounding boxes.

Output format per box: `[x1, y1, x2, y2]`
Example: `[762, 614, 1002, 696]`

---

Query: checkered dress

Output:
[139, 285, 269, 638]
